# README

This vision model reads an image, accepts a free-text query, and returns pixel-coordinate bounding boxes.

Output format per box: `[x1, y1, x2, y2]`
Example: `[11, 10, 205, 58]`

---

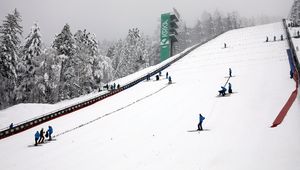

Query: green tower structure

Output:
[160, 12, 178, 62]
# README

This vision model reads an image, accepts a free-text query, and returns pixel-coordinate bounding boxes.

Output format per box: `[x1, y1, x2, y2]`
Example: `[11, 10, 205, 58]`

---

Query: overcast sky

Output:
[0, 0, 294, 45]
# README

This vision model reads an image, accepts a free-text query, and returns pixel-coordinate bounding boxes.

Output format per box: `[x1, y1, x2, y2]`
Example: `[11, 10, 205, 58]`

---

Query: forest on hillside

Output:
[0, 9, 278, 110]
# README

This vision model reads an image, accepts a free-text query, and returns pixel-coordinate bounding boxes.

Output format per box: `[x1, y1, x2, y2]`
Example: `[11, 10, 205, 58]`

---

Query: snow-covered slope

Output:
[1, 22, 300, 170]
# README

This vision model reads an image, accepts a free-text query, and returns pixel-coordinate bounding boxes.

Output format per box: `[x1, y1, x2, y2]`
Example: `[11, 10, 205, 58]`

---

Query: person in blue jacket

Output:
[35, 131, 40, 146]
[198, 114, 205, 131]
[47, 126, 53, 141]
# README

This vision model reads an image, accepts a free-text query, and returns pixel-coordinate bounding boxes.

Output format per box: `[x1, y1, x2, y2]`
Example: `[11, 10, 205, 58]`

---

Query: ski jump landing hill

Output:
[0, 21, 300, 170]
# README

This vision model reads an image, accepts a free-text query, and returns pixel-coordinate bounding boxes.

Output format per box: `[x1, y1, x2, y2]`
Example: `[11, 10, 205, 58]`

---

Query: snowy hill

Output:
[0, 22, 300, 170]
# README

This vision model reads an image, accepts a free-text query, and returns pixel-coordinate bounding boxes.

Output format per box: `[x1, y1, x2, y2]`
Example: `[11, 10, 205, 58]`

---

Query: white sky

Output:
[0, 0, 294, 45]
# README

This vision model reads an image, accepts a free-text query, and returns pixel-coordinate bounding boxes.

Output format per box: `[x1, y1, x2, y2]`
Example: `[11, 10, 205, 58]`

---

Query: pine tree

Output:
[213, 10, 224, 35]
[16, 22, 42, 103]
[53, 24, 75, 56]
[53, 24, 76, 100]
[0, 8, 23, 109]
[74, 29, 100, 95]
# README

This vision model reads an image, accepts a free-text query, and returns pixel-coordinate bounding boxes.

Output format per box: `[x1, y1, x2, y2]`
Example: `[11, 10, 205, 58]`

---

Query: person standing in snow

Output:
[38, 128, 45, 143]
[198, 114, 205, 131]
[35, 131, 40, 146]
[266, 36, 269, 42]
[224, 43, 227, 48]
[274, 36, 276, 41]
[229, 68, 232, 77]
[47, 126, 53, 141]
[166, 72, 169, 79]
[168, 76, 172, 84]
[281, 35, 283, 41]
[9, 123, 13, 129]
[228, 83, 232, 93]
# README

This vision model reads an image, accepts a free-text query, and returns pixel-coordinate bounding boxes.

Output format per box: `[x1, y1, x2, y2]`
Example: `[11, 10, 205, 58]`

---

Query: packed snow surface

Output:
[1, 22, 300, 170]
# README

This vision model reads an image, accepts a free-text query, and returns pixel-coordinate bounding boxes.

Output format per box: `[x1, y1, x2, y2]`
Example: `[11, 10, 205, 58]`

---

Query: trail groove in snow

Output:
[54, 84, 170, 138]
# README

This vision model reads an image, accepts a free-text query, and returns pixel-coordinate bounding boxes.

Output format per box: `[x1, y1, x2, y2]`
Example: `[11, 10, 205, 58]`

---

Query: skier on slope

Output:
[35, 131, 40, 146]
[166, 72, 169, 79]
[198, 114, 205, 131]
[38, 128, 45, 143]
[47, 126, 53, 141]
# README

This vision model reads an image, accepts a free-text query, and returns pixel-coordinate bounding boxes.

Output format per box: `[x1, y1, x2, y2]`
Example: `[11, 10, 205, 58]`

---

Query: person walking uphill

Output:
[198, 114, 205, 131]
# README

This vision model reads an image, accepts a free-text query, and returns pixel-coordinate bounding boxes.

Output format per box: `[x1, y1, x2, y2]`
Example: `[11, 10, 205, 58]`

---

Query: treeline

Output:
[0, 9, 278, 110]
[174, 10, 279, 53]
[0, 9, 159, 110]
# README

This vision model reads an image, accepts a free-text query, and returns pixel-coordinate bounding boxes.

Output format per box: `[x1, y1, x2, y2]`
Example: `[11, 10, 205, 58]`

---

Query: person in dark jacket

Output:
[9, 123, 13, 129]
[224, 43, 227, 48]
[47, 126, 53, 141]
[38, 128, 45, 143]
[198, 114, 205, 131]
[228, 83, 232, 93]
[168, 76, 172, 84]
[229, 68, 232, 77]
[274, 36, 276, 41]
[290, 70, 294, 79]
[266, 36, 269, 42]
[219, 86, 227, 96]
[166, 72, 169, 79]
[35, 131, 40, 146]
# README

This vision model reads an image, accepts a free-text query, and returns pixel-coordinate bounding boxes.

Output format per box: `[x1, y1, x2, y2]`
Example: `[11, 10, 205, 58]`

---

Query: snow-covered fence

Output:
[283, 18, 300, 84]
[0, 40, 209, 140]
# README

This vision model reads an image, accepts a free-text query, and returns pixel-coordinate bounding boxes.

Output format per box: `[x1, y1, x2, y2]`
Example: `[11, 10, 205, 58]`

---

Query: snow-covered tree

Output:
[16, 22, 42, 103]
[74, 29, 103, 94]
[213, 10, 225, 35]
[53, 24, 76, 100]
[0, 8, 23, 109]
[53, 24, 75, 56]
[110, 28, 148, 79]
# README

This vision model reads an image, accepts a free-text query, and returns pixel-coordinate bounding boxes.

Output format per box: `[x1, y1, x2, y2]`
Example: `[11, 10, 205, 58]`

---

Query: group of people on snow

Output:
[148, 71, 172, 84]
[266, 35, 284, 42]
[218, 68, 233, 96]
[103, 83, 121, 91]
[34, 126, 53, 146]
